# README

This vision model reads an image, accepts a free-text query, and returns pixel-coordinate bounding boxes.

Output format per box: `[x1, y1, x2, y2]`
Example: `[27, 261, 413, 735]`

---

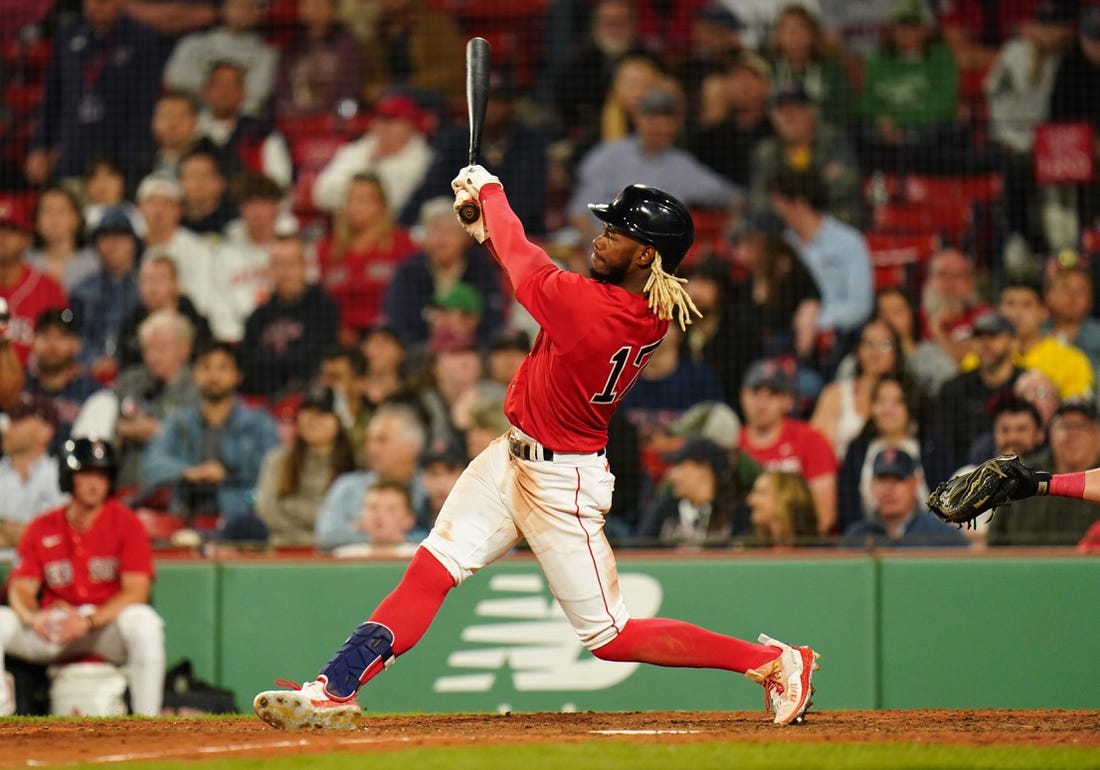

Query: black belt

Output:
[508, 437, 605, 462]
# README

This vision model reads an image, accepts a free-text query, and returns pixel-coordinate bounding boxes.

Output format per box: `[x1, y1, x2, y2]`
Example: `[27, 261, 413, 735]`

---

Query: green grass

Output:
[60, 739, 1100, 770]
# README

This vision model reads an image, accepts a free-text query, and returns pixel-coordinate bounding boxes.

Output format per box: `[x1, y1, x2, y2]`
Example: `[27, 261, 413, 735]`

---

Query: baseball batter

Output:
[254, 166, 820, 729]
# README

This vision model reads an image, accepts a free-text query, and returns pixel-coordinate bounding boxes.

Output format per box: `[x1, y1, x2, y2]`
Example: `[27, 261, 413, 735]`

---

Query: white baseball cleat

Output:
[745, 633, 820, 725]
[253, 677, 361, 730]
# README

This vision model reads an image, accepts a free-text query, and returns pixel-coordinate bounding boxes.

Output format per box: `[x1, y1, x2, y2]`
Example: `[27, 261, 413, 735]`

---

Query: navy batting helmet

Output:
[60, 437, 117, 494]
[588, 185, 695, 272]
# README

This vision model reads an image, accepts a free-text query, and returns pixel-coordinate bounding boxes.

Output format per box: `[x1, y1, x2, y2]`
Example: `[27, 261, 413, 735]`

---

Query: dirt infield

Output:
[2, 710, 1098, 766]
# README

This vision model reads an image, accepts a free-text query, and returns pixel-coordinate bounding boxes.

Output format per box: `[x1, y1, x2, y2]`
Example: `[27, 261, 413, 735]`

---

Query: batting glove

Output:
[451, 164, 502, 199]
[453, 188, 489, 243]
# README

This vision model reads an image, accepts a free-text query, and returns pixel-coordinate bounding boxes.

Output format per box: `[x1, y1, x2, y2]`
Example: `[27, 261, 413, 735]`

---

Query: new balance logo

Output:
[434, 573, 662, 693]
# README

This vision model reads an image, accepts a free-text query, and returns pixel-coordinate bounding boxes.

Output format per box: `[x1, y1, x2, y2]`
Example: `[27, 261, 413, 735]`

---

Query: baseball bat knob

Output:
[457, 201, 480, 224]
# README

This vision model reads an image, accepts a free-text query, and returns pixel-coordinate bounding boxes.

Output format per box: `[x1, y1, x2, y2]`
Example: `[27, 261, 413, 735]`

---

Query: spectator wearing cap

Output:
[419, 436, 465, 526]
[686, 51, 774, 189]
[567, 82, 742, 244]
[141, 340, 280, 534]
[26, 308, 100, 454]
[767, 166, 873, 357]
[988, 399, 1100, 545]
[116, 255, 214, 374]
[985, 2, 1077, 254]
[383, 197, 506, 355]
[238, 231, 340, 398]
[138, 172, 215, 313]
[400, 69, 550, 236]
[274, 0, 365, 121]
[857, 0, 963, 174]
[26, 187, 99, 293]
[935, 310, 1024, 469]
[108, 308, 202, 491]
[207, 173, 296, 343]
[254, 386, 358, 547]
[194, 60, 293, 189]
[0, 196, 68, 364]
[959, 281, 1094, 402]
[0, 395, 67, 547]
[163, 0, 278, 117]
[425, 283, 485, 356]
[313, 91, 435, 216]
[765, 4, 858, 129]
[1050, 5, 1100, 251]
[635, 438, 739, 547]
[316, 173, 418, 344]
[69, 206, 141, 382]
[672, 3, 746, 131]
[738, 358, 838, 534]
[23, 0, 165, 186]
[1043, 254, 1100, 371]
[748, 80, 862, 227]
[839, 447, 968, 548]
[178, 147, 239, 237]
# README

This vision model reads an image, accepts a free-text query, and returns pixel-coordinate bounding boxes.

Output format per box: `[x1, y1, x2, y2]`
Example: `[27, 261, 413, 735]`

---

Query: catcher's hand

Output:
[926, 454, 1050, 527]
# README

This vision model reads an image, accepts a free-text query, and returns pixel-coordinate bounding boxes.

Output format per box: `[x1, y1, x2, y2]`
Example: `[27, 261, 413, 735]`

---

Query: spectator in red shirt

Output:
[738, 358, 838, 534]
[0, 196, 68, 364]
[317, 173, 417, 344]
[0, 438, 164, 716]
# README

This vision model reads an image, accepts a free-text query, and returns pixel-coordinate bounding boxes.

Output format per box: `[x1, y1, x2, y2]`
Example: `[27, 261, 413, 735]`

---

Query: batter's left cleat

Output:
[745, 633, 820, 725]
[253, 677, 361, 730]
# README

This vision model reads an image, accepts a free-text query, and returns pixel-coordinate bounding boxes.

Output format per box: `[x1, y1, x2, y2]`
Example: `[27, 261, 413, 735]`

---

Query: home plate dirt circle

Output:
[3, 710, 1098, 767]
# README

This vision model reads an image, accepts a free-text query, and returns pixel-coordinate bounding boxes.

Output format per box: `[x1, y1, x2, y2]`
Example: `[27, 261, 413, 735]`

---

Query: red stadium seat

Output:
[865, 232, 940, 291]
[872, 201, 973, 245]
[902, 173, 1004, 204]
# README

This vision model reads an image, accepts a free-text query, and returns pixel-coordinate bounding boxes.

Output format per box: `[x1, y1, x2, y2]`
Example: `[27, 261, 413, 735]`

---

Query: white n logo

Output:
[434, 573, 663, 692]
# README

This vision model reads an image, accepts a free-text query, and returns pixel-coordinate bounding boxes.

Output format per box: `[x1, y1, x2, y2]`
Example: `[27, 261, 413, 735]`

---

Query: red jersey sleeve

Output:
[115, 503, 155, 579]
[795, 422, 839, 480]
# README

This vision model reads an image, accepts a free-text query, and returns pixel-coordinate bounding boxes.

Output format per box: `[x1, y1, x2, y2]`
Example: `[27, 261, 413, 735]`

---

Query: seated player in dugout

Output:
[253, 166, 820, 729]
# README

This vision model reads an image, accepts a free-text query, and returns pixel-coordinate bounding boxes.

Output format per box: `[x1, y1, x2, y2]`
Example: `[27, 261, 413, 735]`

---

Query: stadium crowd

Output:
[1, 0, 1100, 553]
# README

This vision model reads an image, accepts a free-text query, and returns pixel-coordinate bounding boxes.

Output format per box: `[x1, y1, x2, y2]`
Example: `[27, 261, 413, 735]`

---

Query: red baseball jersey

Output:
[0, 265, 67, 364]
[481, 185, 668, 452]
[12, 499, 154, 609]
[738, 418, 838, 481]
[317, 229, 417, 333]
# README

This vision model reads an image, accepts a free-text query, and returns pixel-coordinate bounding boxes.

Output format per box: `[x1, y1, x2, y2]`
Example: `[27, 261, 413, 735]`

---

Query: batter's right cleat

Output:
[253, 677, 361, 730]
[744, 633, 820, 725]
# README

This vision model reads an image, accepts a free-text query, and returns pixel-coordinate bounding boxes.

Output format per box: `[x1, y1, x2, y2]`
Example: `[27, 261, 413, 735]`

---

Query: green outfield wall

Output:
[4, 551, 1098, 712]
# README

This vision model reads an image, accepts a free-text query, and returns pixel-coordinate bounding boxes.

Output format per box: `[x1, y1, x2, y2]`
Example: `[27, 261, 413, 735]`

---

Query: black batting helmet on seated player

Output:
[60, 437, 118, 494]
[588, 185, 695, 272]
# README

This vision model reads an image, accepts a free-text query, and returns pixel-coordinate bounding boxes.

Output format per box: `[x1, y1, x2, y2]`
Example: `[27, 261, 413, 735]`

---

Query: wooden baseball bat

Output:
[457, 37, 491, 225]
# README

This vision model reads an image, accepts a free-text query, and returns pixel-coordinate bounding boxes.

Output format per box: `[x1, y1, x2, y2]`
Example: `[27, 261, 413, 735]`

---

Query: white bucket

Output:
[49, 662, 128, 716]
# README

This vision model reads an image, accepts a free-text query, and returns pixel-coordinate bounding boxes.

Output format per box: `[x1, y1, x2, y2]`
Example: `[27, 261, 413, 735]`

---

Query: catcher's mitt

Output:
[926, 454, 1048, 527]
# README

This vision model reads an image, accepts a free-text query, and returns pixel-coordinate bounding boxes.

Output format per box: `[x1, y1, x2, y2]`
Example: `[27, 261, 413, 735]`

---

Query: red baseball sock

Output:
[369, 548, 455, 656]
[592, 618, 781, 674]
